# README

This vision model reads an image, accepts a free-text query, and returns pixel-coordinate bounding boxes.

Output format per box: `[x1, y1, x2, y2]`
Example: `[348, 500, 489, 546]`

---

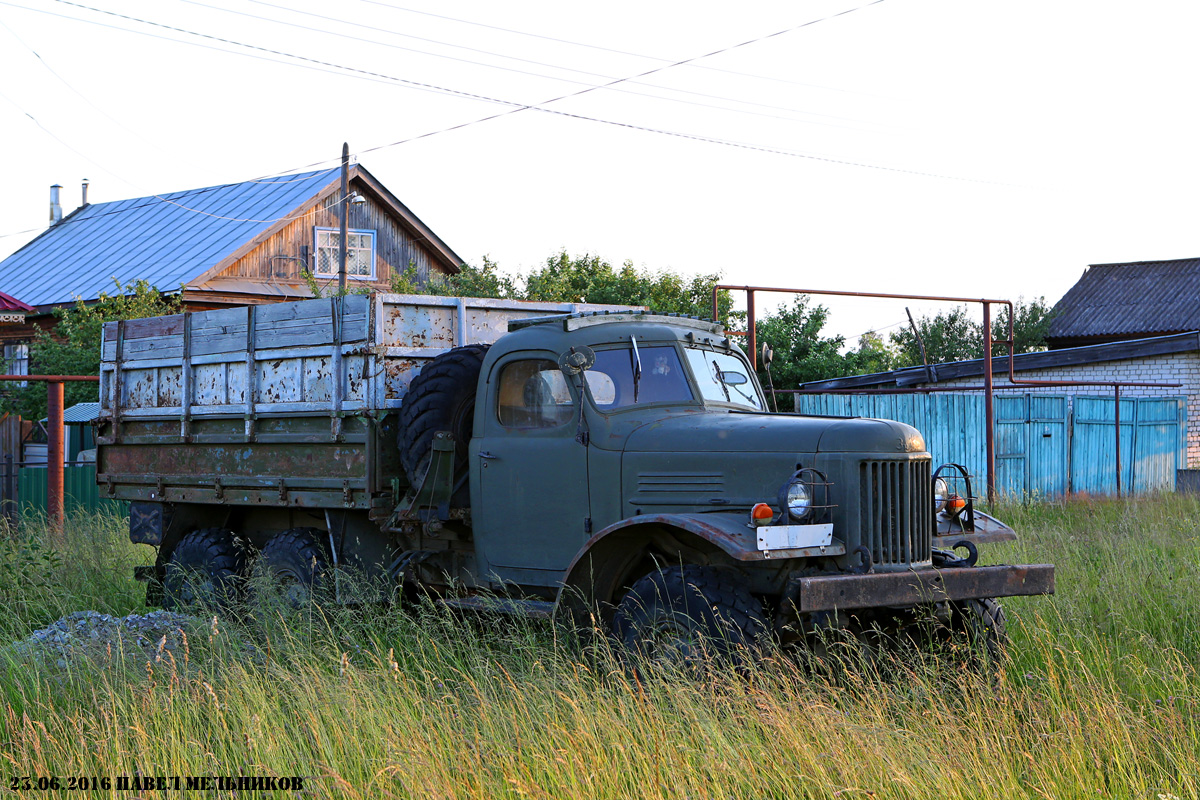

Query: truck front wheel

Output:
[258, 528, 330, 607]
[611, 565, 768, 663]
[949, 597, 1008, 660]
[162, 528, 245, 612]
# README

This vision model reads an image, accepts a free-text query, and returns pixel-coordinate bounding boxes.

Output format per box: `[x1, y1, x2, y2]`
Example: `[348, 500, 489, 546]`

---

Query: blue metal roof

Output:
[0, 168, 340, 307]
[39, 402, 101, 425]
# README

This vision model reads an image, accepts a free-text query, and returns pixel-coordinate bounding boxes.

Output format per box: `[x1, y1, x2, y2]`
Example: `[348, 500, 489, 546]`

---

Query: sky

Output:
[1, 0, 1198, 344]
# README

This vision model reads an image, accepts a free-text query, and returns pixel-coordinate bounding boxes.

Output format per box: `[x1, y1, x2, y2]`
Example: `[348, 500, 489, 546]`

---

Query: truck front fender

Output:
[555, 513, 763, 622]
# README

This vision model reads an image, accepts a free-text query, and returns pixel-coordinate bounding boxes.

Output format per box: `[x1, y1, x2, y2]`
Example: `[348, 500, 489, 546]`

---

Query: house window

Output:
[3, 343, 28, 386]
[313, 228, 376, 279]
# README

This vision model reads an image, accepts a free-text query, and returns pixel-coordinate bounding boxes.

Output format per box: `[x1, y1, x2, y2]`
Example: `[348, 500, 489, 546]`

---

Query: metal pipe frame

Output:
[0, 374, 99, 525]
[712, 284, 1179, 502]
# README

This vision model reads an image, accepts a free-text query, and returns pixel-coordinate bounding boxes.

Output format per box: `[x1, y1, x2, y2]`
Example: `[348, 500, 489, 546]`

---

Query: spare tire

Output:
[398, 344, 490, 490]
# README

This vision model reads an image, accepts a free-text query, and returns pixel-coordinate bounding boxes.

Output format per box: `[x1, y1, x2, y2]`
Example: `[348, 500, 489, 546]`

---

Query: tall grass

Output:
[2, 497, 1199, 798]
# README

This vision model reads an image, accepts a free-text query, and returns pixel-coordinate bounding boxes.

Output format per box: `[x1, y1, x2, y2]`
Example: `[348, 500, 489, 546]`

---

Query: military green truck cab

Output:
[98, 295, 1052, 654]
[399, 311, 1052, 649]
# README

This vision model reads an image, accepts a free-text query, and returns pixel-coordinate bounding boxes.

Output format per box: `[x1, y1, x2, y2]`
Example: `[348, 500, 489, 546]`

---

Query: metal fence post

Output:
[47, 380, 64, 526]
[2, 453, 13, 528]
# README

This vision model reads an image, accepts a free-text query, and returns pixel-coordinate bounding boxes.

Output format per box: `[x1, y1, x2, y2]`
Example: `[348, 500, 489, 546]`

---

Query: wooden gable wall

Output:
[208, 178, 451, 296]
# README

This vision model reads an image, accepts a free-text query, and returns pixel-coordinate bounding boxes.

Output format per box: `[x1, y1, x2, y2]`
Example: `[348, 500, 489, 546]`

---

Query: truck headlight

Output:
[934, 477, 949, 513]
[779, 478, 813, 522]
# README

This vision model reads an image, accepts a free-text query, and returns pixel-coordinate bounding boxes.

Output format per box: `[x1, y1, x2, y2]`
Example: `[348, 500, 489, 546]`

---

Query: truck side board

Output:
[97, 294, 639, 509]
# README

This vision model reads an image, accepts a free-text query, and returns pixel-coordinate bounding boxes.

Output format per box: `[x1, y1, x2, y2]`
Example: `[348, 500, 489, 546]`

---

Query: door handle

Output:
[478, 451, 498, 460]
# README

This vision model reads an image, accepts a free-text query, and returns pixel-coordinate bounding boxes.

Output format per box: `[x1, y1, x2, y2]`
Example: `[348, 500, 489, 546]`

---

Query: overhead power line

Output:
[352, 0, 890, 97]
[205, 0, 899, 132]
[34, 0, 979, 184]
[0, 0, 1002, 243]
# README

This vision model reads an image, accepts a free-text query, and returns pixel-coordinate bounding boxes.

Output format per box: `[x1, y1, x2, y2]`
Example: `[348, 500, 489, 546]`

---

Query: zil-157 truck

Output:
[96, 293, 1053, 655]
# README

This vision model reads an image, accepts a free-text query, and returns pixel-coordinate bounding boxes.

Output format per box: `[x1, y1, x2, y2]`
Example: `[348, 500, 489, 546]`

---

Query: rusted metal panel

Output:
[796, 563, 1055, 612]
[102, 295, 644, 418]
[99, 294, 643, 507]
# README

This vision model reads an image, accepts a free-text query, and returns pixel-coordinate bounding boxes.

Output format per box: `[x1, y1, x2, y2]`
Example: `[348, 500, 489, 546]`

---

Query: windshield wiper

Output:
[630, 336, 643, 403]
[711, 361, 731, 402]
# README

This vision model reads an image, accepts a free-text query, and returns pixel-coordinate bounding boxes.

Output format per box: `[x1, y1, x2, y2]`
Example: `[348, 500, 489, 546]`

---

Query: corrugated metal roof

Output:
[798, 331, 1200, 391]
[1047, 257, 1200, 341]
[40, 402, 101, 424]
[0, 169, 339, 308]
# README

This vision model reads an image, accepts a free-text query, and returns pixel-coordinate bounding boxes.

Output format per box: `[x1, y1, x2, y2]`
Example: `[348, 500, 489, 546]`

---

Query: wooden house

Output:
[0, 165, 463, 469]
[0, 165, 463, 341]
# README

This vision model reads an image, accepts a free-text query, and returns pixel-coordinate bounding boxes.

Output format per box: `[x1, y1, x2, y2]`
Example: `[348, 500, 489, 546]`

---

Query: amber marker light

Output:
[946, 495, 968, 515]
[751, 503, 775, 527]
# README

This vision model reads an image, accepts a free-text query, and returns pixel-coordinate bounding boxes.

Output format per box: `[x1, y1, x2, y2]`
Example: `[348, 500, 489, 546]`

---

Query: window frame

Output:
[312, 227, 377, 280]
[582, 342, 701, 415]
[3, 342, 28, 387]
[681, 345, 766, 412]
[492, 356, 579, 432]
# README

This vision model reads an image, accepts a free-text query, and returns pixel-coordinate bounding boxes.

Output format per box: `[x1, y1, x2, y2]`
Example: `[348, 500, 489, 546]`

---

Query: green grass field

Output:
[2, 498, 1198, 799]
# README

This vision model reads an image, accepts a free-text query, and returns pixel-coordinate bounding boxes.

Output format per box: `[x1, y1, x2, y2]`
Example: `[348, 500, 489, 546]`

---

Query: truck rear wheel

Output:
[162, 528, 245, 612]
[259, 528, 330, 607]
[611, 565, 767, 663]
[398, 344, 490, 490]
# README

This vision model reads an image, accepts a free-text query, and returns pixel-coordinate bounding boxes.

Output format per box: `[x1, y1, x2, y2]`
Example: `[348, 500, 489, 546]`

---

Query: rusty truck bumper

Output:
[793, 563, 1054, 613]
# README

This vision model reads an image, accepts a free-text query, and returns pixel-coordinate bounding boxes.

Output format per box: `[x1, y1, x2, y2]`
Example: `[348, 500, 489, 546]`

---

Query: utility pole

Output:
[338, 142, 349, 294]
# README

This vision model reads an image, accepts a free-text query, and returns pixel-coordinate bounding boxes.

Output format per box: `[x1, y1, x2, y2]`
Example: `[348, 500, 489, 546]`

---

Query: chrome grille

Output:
[859, 459, 932, 570]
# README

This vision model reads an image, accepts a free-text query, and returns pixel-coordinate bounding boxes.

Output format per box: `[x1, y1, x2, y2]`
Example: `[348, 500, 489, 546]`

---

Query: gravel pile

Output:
[13, 610, 203, 669]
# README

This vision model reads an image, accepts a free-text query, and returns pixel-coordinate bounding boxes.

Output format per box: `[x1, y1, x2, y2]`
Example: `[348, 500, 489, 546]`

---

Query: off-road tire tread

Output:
[162, 527, 245, 610]
[954, 597, 1007, 658]
[613, 565, 768, 654]
[398, 344, 490, 486]
[260, 527, 329, 583]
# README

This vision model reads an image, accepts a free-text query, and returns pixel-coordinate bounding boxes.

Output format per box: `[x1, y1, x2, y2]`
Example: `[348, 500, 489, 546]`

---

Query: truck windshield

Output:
[586, 345, 694, 410]
[683, 347, 765, 411]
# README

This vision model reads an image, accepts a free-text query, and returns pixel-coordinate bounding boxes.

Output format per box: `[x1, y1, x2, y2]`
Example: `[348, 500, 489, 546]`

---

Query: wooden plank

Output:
[189, 306, 250, 357]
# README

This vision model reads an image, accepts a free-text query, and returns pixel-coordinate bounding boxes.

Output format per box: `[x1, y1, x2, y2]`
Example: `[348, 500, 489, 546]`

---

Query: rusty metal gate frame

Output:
[712, 284, 1179, 501]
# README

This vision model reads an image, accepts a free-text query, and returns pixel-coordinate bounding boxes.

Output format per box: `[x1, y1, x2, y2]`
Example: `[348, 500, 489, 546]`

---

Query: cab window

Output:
[684, 348, 764, 410]
[496, 359, 575, 429]
[586, 345, 693, 410]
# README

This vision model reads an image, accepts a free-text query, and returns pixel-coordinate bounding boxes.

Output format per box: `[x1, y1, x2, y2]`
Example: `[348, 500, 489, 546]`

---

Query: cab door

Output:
[471, 354, 591, 584]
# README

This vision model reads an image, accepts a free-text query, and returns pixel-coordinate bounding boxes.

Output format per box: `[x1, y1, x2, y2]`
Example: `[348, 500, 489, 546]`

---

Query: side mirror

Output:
[558, 345, 596, 376]
[718, 370, 748, 386]
[761, 343, 774, 367]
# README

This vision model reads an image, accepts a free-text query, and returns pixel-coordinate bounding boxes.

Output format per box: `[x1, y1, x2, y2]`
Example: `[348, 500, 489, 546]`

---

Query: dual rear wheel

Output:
[162, 527, 330, 612]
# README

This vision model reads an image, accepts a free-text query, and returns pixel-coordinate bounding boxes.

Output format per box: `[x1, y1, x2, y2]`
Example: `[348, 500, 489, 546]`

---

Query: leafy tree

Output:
[422, 256, 519, 299]
[888, 297, 1054, 367]
[842, 331, 900, 376]
[522, 250, 734, 324]
[889, 306, 984, 366]
[752, 296, 851, 388]
[1002, 296, 1056, 355]
[0, 279, 181, 421]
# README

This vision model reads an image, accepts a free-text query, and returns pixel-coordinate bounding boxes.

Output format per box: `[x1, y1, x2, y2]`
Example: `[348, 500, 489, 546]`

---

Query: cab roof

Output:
[508, 310, 723, 335]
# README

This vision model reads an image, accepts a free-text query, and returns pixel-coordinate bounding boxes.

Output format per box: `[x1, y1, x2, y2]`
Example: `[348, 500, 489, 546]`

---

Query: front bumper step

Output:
[795, 563, 1054, 613]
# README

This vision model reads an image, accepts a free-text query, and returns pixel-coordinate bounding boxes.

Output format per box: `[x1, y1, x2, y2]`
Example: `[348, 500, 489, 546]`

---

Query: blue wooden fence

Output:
[795, 393, 1188, 497]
